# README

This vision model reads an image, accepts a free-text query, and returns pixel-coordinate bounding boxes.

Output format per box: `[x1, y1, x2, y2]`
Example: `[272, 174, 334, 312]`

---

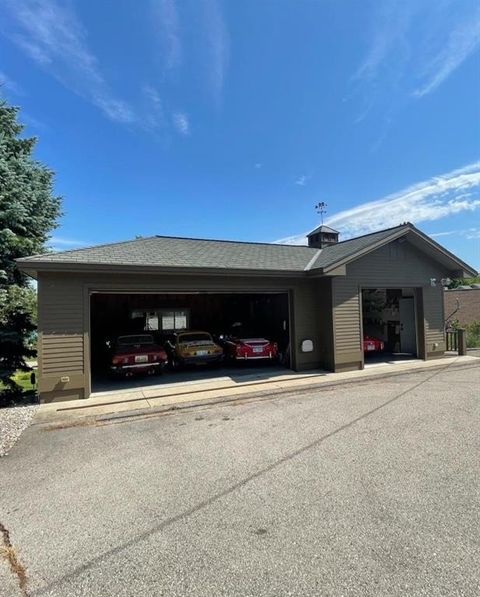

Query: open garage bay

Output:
[90, 292, 291, 394]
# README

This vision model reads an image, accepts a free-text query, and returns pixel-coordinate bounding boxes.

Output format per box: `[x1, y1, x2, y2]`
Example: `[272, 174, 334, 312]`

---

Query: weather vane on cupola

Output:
[315, 201, 327, 225]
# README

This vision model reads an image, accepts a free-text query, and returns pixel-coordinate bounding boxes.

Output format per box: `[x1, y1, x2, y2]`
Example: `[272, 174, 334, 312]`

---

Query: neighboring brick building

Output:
[444, 287, 480, 326]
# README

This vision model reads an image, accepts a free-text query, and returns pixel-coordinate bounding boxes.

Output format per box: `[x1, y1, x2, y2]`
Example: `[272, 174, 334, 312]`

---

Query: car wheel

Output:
[170, 357, 180, 371]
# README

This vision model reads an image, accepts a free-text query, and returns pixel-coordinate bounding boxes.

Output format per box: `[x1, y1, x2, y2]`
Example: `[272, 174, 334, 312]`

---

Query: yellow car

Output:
[165, 331, 224, 368]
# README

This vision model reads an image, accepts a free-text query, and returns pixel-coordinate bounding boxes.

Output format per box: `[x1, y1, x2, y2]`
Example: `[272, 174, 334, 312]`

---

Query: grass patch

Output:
[0, 369, 36, 392]
[0, 369, 38, 406]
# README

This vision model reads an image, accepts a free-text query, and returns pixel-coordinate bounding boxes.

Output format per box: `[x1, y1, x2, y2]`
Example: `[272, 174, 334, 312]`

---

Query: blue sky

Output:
[1, 0, 479, 268]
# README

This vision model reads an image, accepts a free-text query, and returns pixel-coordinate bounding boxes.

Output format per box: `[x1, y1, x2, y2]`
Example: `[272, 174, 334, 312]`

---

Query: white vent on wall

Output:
[301, 339, 314, 353]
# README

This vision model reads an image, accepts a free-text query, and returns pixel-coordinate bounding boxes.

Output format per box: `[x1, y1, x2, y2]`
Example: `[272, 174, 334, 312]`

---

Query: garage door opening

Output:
[361, 288, 418, 365]
[90, 291, 291, 394]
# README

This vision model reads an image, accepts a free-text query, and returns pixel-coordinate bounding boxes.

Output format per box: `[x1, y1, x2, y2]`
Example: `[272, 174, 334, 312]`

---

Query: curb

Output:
[37, 358, 478, 430]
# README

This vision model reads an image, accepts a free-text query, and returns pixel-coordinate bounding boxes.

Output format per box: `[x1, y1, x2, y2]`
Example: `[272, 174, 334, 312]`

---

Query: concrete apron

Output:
[35, 356, 478, 426]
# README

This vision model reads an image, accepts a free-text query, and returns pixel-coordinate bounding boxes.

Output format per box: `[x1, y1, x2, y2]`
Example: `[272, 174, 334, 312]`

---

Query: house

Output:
[17, 222, 477, 403]
[444, 285, 480, 327]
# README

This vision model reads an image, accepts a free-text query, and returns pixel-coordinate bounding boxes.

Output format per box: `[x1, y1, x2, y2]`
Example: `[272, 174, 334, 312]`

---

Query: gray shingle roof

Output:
[20, 235, 320, 272]
[309, 226, 406, 270]
[307, 224, 339, 236]
[22, 224, 449, 274]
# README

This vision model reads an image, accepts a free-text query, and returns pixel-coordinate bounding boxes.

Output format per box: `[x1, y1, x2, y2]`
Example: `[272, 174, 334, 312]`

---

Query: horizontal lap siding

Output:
[346, 242, 445, 287]
[423, 286, 446, 351]
[337, 241, 450, 361]
[38, 276, 84, 376]
[333, 278, 361, 356]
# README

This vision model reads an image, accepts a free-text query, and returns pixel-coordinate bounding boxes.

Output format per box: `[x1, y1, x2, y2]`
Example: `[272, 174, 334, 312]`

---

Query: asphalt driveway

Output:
[1, 360, 479, 596]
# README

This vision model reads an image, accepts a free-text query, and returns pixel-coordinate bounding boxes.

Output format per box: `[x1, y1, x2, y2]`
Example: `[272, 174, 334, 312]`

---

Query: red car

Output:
[363, 335, 384, 352]
[109, 334, 168, 376]
[220, 326, 278, 361]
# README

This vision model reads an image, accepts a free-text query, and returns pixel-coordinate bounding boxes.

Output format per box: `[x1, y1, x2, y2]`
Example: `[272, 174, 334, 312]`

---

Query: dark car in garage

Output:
[109, 334, 168, 377]
[363, 335, 384, 353]
[219, 324, 279, 362]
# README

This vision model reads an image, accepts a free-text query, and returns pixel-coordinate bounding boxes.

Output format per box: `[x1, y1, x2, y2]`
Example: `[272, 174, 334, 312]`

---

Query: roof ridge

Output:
[304, 249, 323, 271]
[24, 225, 413, 262]
[326, 223, 411, 248]
[154, 234, 317, 249]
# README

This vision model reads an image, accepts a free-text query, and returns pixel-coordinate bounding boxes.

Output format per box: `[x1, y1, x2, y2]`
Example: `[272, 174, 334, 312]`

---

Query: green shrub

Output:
[466, 321, 480, 348]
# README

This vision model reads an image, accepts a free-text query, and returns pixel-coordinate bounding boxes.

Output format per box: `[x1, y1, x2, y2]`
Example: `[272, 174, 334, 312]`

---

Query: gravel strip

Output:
[0, 405, 39, 457]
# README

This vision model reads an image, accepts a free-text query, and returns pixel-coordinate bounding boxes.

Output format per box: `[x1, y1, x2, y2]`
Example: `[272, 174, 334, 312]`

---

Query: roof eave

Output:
[315, 226, 477, 277]
[405, 228, 477, 277]
[16, 260, 307, 278]
[318, 228, 410, 274]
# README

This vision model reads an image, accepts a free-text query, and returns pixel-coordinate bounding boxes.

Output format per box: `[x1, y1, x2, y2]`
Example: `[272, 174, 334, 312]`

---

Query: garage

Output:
[90, 290, 291, 393]
[361, 287, 418, 363]
[17, 223, 476, 403]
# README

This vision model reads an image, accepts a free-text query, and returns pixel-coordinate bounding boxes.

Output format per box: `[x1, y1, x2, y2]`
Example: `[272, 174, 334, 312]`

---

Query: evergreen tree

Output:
[0, 101, 61, 398]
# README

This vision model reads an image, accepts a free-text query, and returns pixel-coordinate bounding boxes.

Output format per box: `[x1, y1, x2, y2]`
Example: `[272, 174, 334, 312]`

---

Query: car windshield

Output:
[179, 333, 212, 343]
[230, 327, 258, 338]
[117, 335, 154, 346]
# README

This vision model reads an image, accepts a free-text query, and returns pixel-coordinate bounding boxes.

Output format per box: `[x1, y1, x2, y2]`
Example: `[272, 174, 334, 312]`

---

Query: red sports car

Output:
[221, 326, 278, 361]
[363, 335, 384, 352]
[109, 334, 168, 376]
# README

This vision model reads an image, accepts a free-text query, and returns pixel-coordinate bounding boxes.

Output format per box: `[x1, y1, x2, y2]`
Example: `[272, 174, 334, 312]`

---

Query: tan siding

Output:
[35, 237, 455, 401]
[424, 286, 446, 351]
[346, 241, 446, 286]
[333, 278, 361, 357]
[37, 271, 316, 401]
[315, 278, 334, 370]
[330, 240, 451, 369]
[291, 281, 322, 370]
[38, 275, 85, 380]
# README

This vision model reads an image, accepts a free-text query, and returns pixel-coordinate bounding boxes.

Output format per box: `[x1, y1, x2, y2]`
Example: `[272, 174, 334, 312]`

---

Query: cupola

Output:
[307, 225, 339, 249]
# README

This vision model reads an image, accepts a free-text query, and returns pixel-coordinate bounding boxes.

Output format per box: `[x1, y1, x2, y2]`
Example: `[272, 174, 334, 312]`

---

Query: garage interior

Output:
[361, 287, 418, 363]
[90, 291, 291, 393]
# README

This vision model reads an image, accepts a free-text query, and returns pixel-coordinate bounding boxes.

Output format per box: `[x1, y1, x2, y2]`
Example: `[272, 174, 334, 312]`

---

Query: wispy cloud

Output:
[173, 111, 190, 135]
[275, 161, 480, 244]
[0, 70, 23, 95]
[431, 227, 480, 240]
[152, 0, 182, 71]
[413, 11, 480, 97]
[254, 163, 262, 169]
[465, 227, 480, 239]
[2, 0, 135, 123]
[430, 230, 459, 238]
[354, 0, 480, 111]
[142, 84, 166, 131]
[48, 236, 90, 250]
[295, 175, 309, 187]
[201, 0, 230, 105]
[20, 112, 48, 131]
